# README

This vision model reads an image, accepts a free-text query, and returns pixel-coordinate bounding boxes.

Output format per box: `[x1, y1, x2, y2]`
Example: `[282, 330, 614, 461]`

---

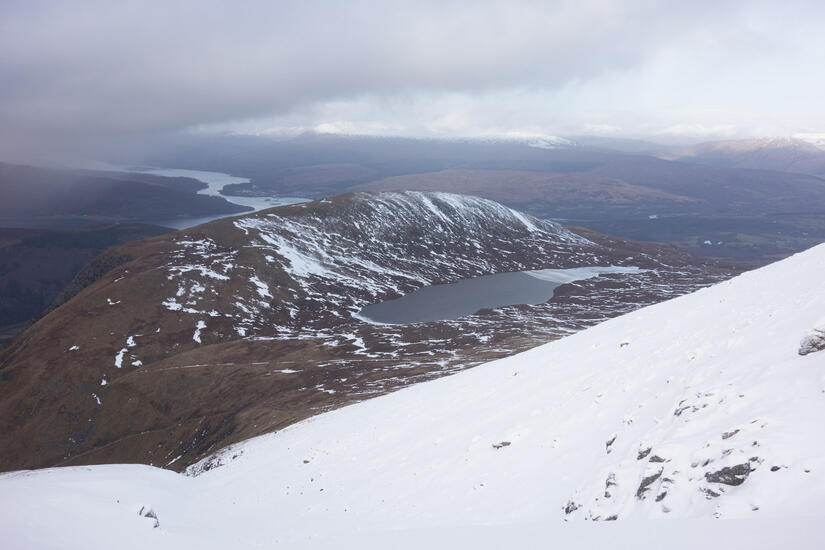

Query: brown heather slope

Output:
[0, 224, 171, 347]
[0, 192, 736, 472]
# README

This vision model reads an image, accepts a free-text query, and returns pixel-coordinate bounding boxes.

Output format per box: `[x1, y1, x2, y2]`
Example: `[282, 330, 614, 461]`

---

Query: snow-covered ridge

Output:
[234, 191, 587, 286]
[794, 133, 825, 151]
[343, 191, 561, 236]
[182, 190, 598, 337]
[1, 243, 823, 548]
[687, 137, 823, 154]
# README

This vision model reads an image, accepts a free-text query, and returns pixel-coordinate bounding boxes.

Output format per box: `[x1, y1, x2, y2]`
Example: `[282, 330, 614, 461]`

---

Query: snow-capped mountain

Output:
[0, 191, 733, 473]
[1, 241, 823, 549]
[524, 135, 576, 149]
[670, 137, 825, 177]
[794, 133, 825, 151]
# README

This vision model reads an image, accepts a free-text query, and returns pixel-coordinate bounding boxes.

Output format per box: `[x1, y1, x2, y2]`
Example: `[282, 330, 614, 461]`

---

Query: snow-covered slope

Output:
[2, 243, 824, 548]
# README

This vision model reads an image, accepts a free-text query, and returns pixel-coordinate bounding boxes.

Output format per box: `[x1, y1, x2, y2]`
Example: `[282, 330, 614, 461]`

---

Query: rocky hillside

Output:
[0, 191, 735, 472]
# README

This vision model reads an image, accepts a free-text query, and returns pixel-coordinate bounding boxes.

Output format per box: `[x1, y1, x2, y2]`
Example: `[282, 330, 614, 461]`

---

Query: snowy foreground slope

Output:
[2, 244, 824, 549]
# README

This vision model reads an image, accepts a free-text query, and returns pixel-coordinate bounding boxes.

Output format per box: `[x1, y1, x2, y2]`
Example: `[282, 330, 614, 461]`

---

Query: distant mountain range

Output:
[668, 137, 825, 177]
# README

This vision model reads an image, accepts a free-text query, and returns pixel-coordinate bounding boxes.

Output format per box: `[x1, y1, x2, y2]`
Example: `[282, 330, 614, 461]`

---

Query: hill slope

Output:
[0, 224, 171, 346]
[0, 191, 732, 472]
[1, 242, 823, 548]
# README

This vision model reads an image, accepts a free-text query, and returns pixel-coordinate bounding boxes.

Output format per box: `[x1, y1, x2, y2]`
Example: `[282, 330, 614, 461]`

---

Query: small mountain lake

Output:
[356, 266, 642, 324]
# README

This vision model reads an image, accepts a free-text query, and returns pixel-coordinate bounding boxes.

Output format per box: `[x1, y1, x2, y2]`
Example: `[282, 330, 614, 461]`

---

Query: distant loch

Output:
[356, 266, 642, 324]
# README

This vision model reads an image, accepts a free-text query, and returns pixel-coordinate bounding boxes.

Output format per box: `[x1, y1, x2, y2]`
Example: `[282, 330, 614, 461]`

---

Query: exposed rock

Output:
[674, 405, 697, 416]
[604, 472, 617, 498]
[605, 434, 617, 454]
[705, 463, 752, 486]
[798, 327, 825, 356]
[138, 505, 160, 528]
[701, 487, 722, 499]
[492, 441, 511, 450]
[636, 469, 663, 499]
[563, 500, 580, 514]
[637, 447, 652, 460]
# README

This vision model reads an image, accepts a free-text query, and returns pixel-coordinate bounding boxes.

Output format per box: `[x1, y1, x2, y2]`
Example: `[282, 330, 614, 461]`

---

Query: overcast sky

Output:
[2, 0, 824, 161]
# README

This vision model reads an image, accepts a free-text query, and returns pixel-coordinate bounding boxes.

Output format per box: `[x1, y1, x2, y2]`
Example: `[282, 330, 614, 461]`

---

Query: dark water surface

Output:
[358, 271, 563, 324]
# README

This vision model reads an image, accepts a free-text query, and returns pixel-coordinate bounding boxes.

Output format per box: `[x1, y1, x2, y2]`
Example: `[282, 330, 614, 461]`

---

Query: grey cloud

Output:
[0, 0, 817, 160]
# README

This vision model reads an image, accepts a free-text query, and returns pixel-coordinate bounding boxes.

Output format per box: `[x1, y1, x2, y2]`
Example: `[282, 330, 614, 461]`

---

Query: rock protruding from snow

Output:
[705, 463, 753, 486]
[798, 326, 825, 356]
[138, 505, 160, 528]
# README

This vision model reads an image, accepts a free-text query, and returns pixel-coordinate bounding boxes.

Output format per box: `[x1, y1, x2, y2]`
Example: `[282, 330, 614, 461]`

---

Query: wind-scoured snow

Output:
[2, 244, 823, 548]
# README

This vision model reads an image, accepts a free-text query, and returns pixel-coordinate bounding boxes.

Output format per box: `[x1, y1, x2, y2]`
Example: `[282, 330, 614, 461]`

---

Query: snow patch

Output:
[114, 348, 127, 368]
[249, 275, 272, 299]
[525, 265, 643, 284]
[193, 320, 207, 344]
